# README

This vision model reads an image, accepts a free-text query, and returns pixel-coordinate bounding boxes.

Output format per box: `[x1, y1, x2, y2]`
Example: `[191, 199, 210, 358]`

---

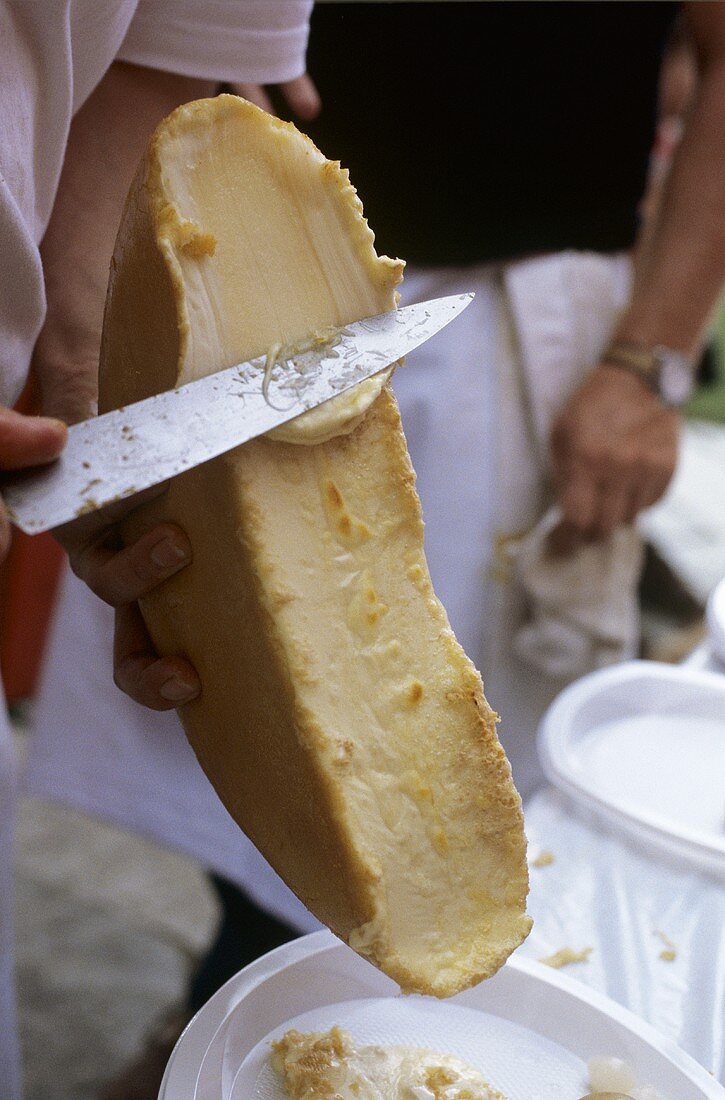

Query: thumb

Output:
[0, 407, 67, 470]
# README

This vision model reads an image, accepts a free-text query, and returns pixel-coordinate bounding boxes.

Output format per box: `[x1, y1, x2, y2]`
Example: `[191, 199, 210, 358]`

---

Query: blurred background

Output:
[3, 1, 725, 1096]
[6, 316, 723, 1100]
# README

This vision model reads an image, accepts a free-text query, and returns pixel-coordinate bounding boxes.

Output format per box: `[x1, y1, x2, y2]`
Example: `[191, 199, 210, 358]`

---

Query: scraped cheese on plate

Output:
[271, 1027, 507, 1099]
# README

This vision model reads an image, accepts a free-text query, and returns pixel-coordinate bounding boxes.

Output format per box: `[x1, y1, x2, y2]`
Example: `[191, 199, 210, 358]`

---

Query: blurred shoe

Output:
[97, 1007, 191, 1100]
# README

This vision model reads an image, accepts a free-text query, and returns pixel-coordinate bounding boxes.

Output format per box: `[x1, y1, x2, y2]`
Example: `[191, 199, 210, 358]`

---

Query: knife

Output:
[3, 294, 473, 535]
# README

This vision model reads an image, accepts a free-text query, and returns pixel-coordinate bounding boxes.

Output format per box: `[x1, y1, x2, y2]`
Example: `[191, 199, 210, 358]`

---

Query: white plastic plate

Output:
[706, 576, 725, 669]
[159, 982, 241, 1100]
[538, 660, 725, 873]
[195, 1014, 234, 1100]
[158, 930, 723, 1099]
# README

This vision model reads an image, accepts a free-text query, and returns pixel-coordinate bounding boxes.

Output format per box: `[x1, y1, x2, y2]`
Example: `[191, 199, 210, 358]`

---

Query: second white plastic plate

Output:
[706, 575, 725, 669]
[538, 660, 725, 873]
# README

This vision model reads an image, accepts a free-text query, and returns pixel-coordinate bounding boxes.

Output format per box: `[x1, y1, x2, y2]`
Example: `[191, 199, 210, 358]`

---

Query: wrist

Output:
[614, 299, 701, 359]
[595, 359, 650, 386]
[599, 338, 695, 408]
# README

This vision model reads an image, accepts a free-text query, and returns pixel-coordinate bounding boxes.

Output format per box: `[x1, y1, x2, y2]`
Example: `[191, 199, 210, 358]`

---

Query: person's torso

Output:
[299, 1, 678, 265]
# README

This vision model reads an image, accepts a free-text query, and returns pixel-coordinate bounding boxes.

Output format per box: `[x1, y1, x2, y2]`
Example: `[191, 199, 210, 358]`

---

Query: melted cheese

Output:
[272, 1028, 507, 1100]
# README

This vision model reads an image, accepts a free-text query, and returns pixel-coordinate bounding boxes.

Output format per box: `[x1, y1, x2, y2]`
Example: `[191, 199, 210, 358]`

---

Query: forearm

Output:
[617, 30, 725, 355]
[35, 62, 215, 424]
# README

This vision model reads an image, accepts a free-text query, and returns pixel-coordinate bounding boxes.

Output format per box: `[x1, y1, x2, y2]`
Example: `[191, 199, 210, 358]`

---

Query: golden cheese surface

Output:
[100, 95, 531, 996]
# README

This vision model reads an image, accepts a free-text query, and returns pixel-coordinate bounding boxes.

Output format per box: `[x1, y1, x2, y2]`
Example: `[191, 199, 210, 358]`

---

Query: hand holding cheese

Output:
[56, 492, 200, 708]
[100, 95, 531, 995]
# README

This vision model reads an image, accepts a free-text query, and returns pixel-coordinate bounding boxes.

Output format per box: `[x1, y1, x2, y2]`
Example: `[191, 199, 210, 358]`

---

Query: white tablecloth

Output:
[518, 785, 724, 1083]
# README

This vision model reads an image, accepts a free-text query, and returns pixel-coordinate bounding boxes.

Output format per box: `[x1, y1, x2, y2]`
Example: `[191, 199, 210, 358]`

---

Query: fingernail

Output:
[160, 676, 199, 702]
[150, 537, 190, 571]
[45, 418, 68, 434]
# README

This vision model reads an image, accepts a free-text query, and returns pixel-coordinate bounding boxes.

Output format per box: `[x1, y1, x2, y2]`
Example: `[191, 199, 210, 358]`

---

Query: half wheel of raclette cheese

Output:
[99, 95, 531, 997]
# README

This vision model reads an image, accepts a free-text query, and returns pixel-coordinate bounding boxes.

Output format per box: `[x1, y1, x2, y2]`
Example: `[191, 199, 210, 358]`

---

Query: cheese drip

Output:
[155, 97, 401, 442]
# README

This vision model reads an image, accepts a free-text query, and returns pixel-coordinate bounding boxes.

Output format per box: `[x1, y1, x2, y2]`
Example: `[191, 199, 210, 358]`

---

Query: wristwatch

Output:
[601, 339, 695, 408]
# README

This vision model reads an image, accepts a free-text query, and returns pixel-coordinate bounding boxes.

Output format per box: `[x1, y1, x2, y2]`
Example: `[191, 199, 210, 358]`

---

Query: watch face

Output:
[660, 357, 693, 407]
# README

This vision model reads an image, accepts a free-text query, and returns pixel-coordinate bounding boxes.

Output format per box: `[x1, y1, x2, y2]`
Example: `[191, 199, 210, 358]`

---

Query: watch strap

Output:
[601, 340, 660, 391]
[601, 339, 694, 407]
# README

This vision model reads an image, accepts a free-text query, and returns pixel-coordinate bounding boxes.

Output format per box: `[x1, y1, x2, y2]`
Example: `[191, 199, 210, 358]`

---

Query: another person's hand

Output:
[0, 407, 67, 560]
[232, 73, 321, 120]
[550, 364, 679, 550]
[56, 494, 201, 711]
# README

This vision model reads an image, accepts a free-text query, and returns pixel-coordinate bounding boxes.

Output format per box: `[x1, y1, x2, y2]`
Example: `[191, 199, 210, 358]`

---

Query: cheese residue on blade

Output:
[259, 328, 396, 444]
[271, 1027, 507, 1100]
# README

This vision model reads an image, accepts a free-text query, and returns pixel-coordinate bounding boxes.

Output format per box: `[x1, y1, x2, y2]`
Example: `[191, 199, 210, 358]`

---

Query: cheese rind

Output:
[100, 95, 531, 996]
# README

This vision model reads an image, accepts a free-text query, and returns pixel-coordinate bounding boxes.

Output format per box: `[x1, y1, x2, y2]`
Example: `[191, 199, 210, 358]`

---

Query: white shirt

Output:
[0, 0, 312, 407]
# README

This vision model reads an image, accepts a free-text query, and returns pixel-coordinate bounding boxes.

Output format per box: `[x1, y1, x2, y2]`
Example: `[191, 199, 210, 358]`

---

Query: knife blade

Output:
[3, 293, 473, 534]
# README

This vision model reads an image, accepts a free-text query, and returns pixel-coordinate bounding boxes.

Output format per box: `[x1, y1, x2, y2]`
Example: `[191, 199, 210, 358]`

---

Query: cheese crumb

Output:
[532, 849, 555, 868]
[175, 218, 216, 257]
[587, 1055, 637, 1095]
[653, 930, 677, 962]
[539, 946, 592, 969]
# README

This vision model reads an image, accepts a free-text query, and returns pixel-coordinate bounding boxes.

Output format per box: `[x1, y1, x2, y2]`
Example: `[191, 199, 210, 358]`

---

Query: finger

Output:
[622, 487, 644, 526]
[70, 522, 192, 607]
[623, 459, 666, 522]
[594, 484, 630, 539]
[558, 471, 599, 540]
[0, 504, 10, 562]
[629, 471, 668, 523]
[0, 407, 67, 469]
[55, 481, 170, 552]
[546, 520, 581, 558]
[114, 603, 200, 710]
[626, 446, 676, 522]
[231, 82, 275, 114]
[280, 74, 322, 120]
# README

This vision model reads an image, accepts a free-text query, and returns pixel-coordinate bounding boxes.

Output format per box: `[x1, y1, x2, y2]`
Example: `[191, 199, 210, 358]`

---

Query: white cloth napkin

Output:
[512, 507, 643, 680]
